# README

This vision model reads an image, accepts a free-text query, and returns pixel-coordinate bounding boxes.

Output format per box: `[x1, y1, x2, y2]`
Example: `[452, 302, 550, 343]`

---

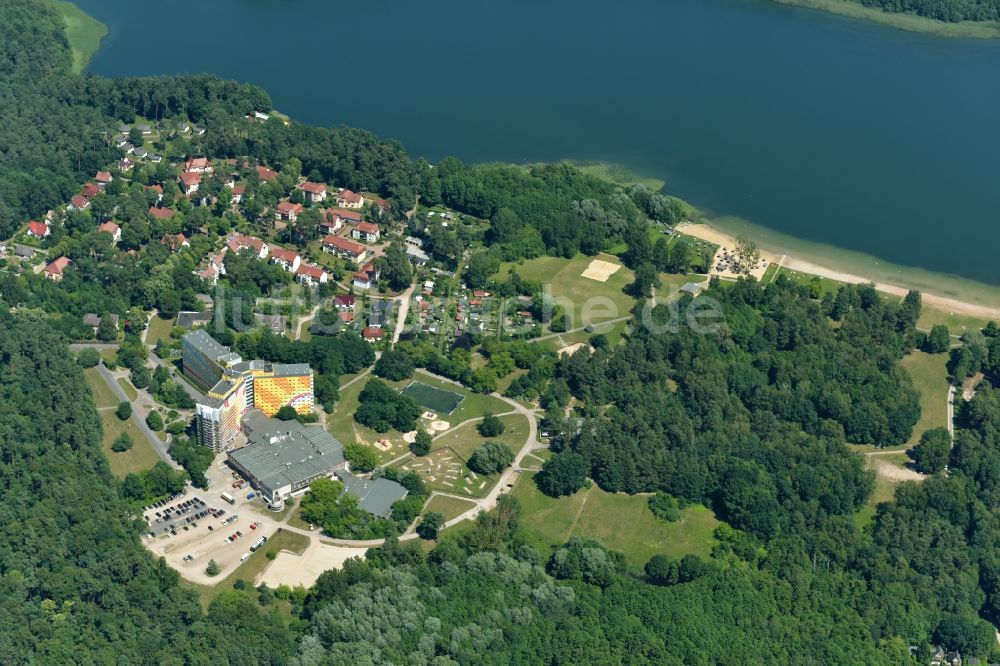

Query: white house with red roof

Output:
[334, 294, 356, 310]
[95, 171, 113, 188]
[226, 233, 269, 259]
[352, 263, 380, 290]
[27, 221, 50, 239]
[231, 184, 246, 205]
[275, 201, 303, 223]
[320, 207, 361, 234]
[44, 256, 71, 281]
[69, 195, 89, 211]
[97, 221, 121, 243]
[269, 246, 301, 273]
[295, 263, 329, 287]
[362, 327, 383, 342]
[336, 189, 364, 209]
[298, 181, 327, 203]
[185, 157, 213, 174]
[179, 172, 201, 195]
[322, 235, 368, 263]
[352, 222, 381, 244]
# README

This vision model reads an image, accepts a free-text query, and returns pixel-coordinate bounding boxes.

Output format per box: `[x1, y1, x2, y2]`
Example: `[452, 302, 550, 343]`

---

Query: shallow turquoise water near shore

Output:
[74, 0, 1000, 288]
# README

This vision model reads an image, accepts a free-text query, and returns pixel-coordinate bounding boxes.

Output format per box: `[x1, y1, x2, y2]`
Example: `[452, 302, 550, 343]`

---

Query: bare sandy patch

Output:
[256, 541, 366, 589]
[581, 259, 621, 282]
[558, 343, 594, 357]
[872, 458, 926, 482]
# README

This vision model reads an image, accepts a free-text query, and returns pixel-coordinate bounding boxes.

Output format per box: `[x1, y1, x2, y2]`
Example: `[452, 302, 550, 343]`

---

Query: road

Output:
[95, 363, 179, 469]
[391, 284, 415, 345]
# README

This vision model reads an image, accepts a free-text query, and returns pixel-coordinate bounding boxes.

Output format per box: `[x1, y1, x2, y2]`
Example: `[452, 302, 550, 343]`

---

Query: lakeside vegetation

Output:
[46, 0, 107, 72]
[775, 0, 1000, 37]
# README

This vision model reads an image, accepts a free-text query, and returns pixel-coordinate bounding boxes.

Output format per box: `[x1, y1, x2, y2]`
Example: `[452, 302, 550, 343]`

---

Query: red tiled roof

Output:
[147, 184, 163, 194]
[162, 233, 187, 250]
[357, 222, 380, 235]
[340, 312, 355, 323]
[82, 183, 101, 198]
[296, 263, 326, 280]
[334, 295, 356, 307]
[179, 172, 201, 187]
[338, 189, 362, 204]
[227, 233, 265, 253]
[232, 184, 246, 195]
[298, 181, 326, 195]
[71, 195, 88, 209]
[45, 256, 71, 275]
[95, 171, 113, 183]
[362, 327, 383, 340]
[322, 235, 366, 256]
[322, 208, 361, 224]
[97, 221, 120, 235]
[276, 201, 303, 215]
[27, 221, 49, 237]
[149, 206, 174, 220]
[270, 247, 300, 263]
[186, 157, 210, 170]
[255, 165, 278, 181]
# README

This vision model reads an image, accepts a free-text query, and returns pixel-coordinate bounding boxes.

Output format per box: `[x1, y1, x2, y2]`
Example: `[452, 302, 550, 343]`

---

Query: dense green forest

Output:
[6, 0, 1000, 662]
[845, 0, 1000, 22]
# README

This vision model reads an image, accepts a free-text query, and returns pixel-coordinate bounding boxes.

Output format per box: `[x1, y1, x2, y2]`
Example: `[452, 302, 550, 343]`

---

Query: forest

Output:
[845, 0, 1000, 22]
[5, 0, 1000, 662]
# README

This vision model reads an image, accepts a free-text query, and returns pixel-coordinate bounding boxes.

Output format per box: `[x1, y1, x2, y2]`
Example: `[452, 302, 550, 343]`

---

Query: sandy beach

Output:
[678, 222, 1000, 321]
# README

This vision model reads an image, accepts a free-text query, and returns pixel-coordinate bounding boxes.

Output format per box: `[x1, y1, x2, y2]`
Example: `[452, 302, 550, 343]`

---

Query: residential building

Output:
[13, 245, 34, 260]
[44, 256, 71, 281]
[162, 233, 189, 251]
[82, 183, 101, 199]
[269, 246, 301, 273]
[298, 181, 327, 203]
[320, 207, 361, 234]
[275, 200, 303, 223]
[353, 263, 380, 290]
[117, 158, 134, 172]
[27, 221, 50, 238]
[295, 263, 329, 287]
[255, 313, 288, 335]
[362, 327, 383, 342]
[69, 195, 89, 211]
[97, 221, 121, 243]
[334, 294, 356, 310]
[185, 157, 213, 174]
[406, 245, 430, 265]
[95, 171, 113, 187]
[83, 313, 119, 333]
[149, 206, 175, 221]
[227, 233, 269, 259]
[352, 222, 381, 243]
[255, 165, 278, 182]
[231, 184, 245, 205]
[131, 146, 148, 159]
[322, 235, 368, 263]
[336, 189, 364, 209]
[179, 172, 201, 195]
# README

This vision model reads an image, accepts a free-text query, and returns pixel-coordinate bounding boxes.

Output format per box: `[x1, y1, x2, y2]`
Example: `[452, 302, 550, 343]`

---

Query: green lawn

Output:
[776, 267, 848, 297]
[900, 351, 950, 447]
[916, 308, 991, 337]
[117, 377, 138, 401]
[47, 1, 107, 73]
[495, 253, 637, 331]
[422, 495, 478, 522]
[512, 474, 721, 569]
[86, 368, 160, 477]
[432, 413, 528, 461]
[84, 367, 119, 408]
[147, 313, 176, 346]
[396, 447, 497, 498]
[184, 530, 310, 609]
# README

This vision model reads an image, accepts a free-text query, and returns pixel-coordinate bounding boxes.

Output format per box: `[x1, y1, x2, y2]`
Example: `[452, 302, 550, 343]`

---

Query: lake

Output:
[75, 0, 1000, 290]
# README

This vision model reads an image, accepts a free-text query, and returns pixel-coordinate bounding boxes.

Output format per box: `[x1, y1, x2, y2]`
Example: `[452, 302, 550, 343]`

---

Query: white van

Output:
[240, 552, 250, 563]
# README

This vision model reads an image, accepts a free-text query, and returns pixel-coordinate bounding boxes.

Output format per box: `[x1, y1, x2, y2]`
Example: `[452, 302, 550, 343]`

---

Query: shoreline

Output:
[773, 0, 1000, 39]
[678, 221, 1000, 320]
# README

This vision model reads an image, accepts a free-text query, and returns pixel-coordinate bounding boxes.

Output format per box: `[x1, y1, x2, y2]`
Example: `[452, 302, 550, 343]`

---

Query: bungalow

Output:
[177, 121, 192, 134]
[44, 256, 71, 281]
[295, 263, 329, 287]
[404, 236, 424, 248]
[149, 206, 175, 221]
[131, 146, 148, 159]
[97, 221, 122, 243]
[179, 172, 201, 195]
[255, 313, 288, 335]
[339, 311, 355, 324]
[146, 184, 164, 202]
[406, 245, 430, 265]
[320, 207, 361, 234]
[362, 327, 383, 342]
[148, 154, 162, 164]
[352, 222, 381, 244]
[298, 181, 327, 203]
[269, 246, 301, 273]
[95, 171, 113, 188]
[176, 310, 213, 328]
[334, 294, 356, 310]
[27, 221, 50, 239]
[162, 233, 189, 251]
[117, 158, 134, 172]
[83, 313, 119, 333]
[336, 189, 364, 209]
[352, 263, 380, 290]
[255, 165, 278, 182]
[680, 282, 704, 297]
[185, 157, 213, 174]
[112, 135, 129, 148]
[122, 143, 135, 155]
[135, 124, 152, 135]
[231, 184, 246, 205]
[275, 200, 303, 223]
[322, 235, 368, 263]
[69, 195, 90, 211]
[227, 233, 269, 259]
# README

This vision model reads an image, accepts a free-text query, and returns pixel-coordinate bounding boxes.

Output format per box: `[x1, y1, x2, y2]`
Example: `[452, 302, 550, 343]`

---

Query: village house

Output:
[255, 165, 278, 182]
[334, 294, 356, 310]
[406, 244, 430, 265]
[227, 233, 269, 259]
[149, 206, 175, 221]
[69, 195, 90, 211]
[336, 189, 364, 209]
[322, 235, 368, 263]
[97, 221, 121, 243]
[275, 200, 303, 223]
[362, 327, 383, 342]
[162, 233, 189, 251]
[295, 263, 329, 287]
[179, 172, 201, 195]
[95, 171, 113, 188]
[146, 184, 163, 202]
[185, 157, 213, 174]
[231, 184, 246, 205]
[131, 146, 148, 159]
[81, 183, 102, 199]
[121, 143, 135, 154]
[13, 245, 34, 261]
[148, 154, 162, 164]
[353, 263, 380, 290]
[199, 262, 222, 286]
[27, 221, 50, 239]
[83, 313, 119, 333]
[255, 313, 288, 335]
[320, 207, 361, 234]
[117, 158, 134, 172]
[269, 246, 301, 273]
[352, 222, 381, 244]
[298, 181, 327, 203]
[44, 256, 71, 281]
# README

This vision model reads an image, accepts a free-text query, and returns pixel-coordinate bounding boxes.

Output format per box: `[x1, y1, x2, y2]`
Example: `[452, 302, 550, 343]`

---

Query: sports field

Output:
[401, 381, 464, 415]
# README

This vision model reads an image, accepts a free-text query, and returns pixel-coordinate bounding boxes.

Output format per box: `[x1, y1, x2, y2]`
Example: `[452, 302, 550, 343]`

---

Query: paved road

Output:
[94, 364, 180, 470]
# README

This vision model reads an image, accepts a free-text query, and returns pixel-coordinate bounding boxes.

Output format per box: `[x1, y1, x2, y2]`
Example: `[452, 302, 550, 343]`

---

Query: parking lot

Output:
[143, 457, 299, 586]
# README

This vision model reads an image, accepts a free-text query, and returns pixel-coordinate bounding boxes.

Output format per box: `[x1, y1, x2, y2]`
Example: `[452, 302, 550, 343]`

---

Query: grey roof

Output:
[13, 245, 34, 258]
[255, 313, 288, 333]
[404, 236, 424, 247]
[83, 313, 118, 327]
[368, 312, 386, 328]
[406, 246, 430, 262]
[335, 470, 408, 518]
[184, 328, 234, 363]
[177, 310, 213, 328]
[272, 363, 311, 378]
[371, 300, 391, 313]
[233, 410, 346, 492]
[681, 282, 703, 295]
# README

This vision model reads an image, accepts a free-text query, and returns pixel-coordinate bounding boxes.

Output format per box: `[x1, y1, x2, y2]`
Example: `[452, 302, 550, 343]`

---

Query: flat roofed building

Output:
[183, 328, 242, 392]
[252, 363, 314, 417]
[335, 470, 408, 519]
[230, 410, 348, 506]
